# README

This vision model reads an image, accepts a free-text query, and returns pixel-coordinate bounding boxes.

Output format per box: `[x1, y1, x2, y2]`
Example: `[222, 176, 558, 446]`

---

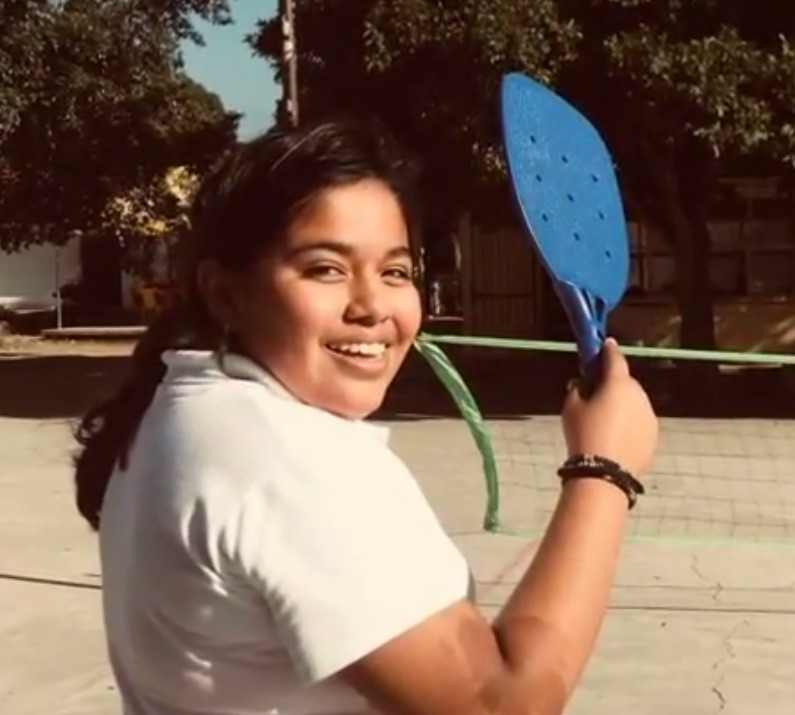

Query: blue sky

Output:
[181, 0, 280, 139]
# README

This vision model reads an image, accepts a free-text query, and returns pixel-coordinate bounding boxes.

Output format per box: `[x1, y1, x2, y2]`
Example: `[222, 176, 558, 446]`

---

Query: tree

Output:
[0, 0, 238, 252]
[0, 0, 51, 143]
[251, 0, 795, 350]
[104, 165, 200, 279]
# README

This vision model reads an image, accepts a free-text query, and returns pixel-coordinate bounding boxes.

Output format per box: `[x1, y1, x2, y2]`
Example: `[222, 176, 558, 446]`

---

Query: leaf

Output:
[0, 0, 238, 252]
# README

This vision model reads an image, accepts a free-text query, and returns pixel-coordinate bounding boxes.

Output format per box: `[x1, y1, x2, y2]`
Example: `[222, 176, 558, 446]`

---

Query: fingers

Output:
[565, 338, 628, 406]
[600, 337, 629, 380]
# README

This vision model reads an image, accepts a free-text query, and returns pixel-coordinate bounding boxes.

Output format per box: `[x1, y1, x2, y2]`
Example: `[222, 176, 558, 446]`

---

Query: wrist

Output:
[559, 475, 630, 505]
[557, 454, 644, 510]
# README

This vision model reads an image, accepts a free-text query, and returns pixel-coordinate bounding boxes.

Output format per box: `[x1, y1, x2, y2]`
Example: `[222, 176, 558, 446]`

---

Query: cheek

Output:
[244, 284, 336, 344]
[396, 287, 423, 338]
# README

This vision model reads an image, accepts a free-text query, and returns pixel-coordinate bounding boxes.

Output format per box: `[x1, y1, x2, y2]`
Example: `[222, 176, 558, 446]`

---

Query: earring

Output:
[215, 324, 231, 370]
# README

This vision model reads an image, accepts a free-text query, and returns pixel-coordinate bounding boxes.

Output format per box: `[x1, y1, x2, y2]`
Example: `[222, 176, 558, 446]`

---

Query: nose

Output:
[344, 274, 389, 325]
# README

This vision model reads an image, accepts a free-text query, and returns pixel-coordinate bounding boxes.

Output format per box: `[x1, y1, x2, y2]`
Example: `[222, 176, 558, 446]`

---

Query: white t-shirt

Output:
[98, 349, 472, 715]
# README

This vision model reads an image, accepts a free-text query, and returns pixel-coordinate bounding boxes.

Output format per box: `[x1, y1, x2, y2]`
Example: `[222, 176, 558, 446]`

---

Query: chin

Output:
[328, 393, 387, 420]
[319, 382, 391, 420]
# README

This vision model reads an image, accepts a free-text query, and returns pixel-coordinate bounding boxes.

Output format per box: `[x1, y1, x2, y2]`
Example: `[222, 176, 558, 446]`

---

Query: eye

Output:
[304, 264, 346, 280]
[383, 266, 413, 282]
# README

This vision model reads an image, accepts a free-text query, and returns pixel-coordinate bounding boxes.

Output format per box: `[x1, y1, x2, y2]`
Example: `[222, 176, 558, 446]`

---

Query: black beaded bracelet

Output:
[557, 454, 645, 510]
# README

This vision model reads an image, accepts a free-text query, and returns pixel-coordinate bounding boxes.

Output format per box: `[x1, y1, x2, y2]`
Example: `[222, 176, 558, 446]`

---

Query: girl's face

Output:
[214, 178, 422, 419]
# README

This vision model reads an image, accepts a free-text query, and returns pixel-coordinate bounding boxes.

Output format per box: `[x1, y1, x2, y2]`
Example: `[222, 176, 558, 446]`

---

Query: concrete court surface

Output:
[2, 411, 795, 715]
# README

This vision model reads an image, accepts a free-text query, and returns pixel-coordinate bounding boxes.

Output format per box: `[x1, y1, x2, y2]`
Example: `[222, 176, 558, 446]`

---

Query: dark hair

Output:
[73, 116, 420, 530]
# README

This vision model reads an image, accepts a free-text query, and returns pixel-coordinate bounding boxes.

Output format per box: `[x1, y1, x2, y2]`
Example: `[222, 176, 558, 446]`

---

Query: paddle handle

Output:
[554, 281, 605, 397]
[579, 352, 604, 398]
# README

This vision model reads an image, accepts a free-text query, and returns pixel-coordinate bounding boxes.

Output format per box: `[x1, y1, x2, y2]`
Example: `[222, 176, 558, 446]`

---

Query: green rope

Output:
[413, 331, 795, 535]
[419, 333, 795, 365]
[413, 338, 500, 531]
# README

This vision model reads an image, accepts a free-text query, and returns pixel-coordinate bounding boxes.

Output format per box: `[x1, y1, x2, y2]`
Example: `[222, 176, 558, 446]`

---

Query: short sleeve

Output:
[225, 419, 470, 684]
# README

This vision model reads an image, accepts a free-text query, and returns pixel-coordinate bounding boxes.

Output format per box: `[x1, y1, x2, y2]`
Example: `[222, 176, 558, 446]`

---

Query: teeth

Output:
[328, 342, 387, 357]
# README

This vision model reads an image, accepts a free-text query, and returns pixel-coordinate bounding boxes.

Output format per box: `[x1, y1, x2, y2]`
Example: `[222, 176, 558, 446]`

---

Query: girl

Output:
[74, 116, 658, 715]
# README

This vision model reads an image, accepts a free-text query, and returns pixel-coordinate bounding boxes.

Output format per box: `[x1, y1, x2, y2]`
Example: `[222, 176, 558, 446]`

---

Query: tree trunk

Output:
[632, 140, 720, 410]
[669, 204, 717, 351]
[664, 200, 721, 408]
[634, 141, 719, 351]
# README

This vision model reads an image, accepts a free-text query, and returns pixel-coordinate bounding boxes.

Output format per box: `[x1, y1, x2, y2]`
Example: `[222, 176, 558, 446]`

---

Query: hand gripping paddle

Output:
[500, 72, 630, 392]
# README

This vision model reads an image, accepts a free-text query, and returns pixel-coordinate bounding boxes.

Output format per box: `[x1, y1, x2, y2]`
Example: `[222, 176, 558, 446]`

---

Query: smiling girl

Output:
[73, 117, 658, 715]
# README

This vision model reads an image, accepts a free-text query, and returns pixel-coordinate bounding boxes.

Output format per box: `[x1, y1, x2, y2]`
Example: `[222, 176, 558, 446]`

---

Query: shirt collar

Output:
[161, 349, 391, 443]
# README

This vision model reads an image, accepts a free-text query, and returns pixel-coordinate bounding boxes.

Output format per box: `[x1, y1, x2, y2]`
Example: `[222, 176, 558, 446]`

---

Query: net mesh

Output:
[488, 417, 795, 544]
[404, 335, 795, 546]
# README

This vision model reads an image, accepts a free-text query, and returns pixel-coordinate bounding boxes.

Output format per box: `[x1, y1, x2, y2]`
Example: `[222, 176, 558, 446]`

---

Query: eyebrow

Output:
[286, 240, 412, 261]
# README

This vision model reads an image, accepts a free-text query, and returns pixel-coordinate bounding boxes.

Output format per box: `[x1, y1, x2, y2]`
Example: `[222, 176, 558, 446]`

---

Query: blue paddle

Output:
[500, 72, 630, 393]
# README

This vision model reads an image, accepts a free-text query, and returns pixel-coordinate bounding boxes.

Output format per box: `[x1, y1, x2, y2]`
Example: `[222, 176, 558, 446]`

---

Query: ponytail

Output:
[73, 302, 219, 530]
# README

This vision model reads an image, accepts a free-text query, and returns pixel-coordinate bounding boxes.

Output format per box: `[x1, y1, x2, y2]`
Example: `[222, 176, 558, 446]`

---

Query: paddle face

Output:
[501, 72, 630, 386]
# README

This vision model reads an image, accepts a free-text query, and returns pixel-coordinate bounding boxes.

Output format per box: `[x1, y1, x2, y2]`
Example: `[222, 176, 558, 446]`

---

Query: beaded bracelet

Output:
[557, 454, 645, 510]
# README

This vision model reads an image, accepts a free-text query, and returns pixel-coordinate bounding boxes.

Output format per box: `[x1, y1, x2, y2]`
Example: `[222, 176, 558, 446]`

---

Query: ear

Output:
[195, 259, 241, 328]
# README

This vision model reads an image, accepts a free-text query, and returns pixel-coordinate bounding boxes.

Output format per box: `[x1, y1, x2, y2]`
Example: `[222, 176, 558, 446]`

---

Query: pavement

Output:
[2, 383, 795, 713]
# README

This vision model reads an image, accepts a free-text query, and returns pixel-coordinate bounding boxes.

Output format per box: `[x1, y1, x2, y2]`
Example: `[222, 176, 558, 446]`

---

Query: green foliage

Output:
[0, 0, 51, 142]
[0, 0, 238, 251]
[251, 0, 795, 347]
[252, 0, 580, 222]
[566, 2, 795, 159]
[251, 0, 795, 209]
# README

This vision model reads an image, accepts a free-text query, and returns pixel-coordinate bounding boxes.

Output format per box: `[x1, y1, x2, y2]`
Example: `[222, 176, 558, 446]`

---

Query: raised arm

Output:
[342, 339, 658, 715]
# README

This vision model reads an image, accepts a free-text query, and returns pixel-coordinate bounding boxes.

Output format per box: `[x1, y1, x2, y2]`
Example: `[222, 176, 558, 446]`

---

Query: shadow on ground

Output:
[1, 348, 793, 421]
[0, 355, 131, 420]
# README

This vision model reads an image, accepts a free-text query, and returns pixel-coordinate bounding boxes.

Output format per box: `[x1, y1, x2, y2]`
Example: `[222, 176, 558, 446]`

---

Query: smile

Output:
[325, 342, 388, 359]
